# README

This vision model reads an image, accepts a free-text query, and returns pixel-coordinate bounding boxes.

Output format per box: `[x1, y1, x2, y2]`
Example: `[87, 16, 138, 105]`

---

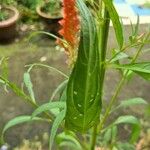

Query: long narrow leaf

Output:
[1, 116, 45, 142]
[32, 102, 66, 118]
[65, 0, 101, 132]
[24, 72, 36, 103]
[113, 115, 141, 143]
[26, 63, 68, 78]
[112, 62, 150, 80]
[119, 98, 147, 107]
[114, 115, 139, 125]
[102, 0, 124, 48]
[56, 132, 82, 150]
[111, 97, 147, 113]
[50, 80, 68, 102]
[50, 110, 66, 150]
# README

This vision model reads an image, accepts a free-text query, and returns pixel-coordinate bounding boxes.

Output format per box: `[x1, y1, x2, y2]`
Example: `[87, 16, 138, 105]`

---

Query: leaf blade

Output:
[112, 62, 150, 80]
[102, 0, 124, 48]
[32, 102, 66, 118]
[50, 110, 66, 150]
[24, 72, 35, 103]
[1, 116, 44, 142]
[65, 0, 101, 132]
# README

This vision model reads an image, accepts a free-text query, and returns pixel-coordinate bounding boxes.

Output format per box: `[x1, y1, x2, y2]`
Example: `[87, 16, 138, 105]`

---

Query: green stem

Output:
[98, 32, 150, 133]
[99, 8, 110, 87]
[0, 76, 53, 122]
[90, 125, 98, 150]
[90, 2, 110, 150]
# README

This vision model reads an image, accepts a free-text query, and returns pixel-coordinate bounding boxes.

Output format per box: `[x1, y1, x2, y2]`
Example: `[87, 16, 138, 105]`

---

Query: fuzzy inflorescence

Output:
[57, 0, 80, 66]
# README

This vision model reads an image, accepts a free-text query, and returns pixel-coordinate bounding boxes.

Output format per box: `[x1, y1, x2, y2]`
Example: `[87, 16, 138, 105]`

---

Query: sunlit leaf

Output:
[113, 115, 140, 143]
[32, 102, 66, 118]
[1, 116, 45, 142]
[116, 142, 135, 150]
[102, 0, 124, 48]
[65, 0, 101, 132]
[112, 97, 148, 112]
[112, 62, 150, 81]
[56, 132, 82, 150]
[24, 72, 35, 103]
[114, 115, 139, 125]
[110, 49, 129, 63]
[50, 79, 68, 102]
[103, 128, 111, 144]
[50, 110, 66, 150]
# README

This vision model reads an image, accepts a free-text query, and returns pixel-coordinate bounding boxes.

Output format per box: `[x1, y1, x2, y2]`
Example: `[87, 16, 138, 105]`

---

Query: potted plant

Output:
[36, 0, 62, 34]
[0, 4, 19, 41]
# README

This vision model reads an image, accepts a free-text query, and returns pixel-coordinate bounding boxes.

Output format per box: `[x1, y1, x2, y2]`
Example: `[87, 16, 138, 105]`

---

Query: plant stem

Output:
[90, 2, 110, 149]
[0, 76, 53, 122]
[98, 32, 150, 133]
[90, 125, 98, 150]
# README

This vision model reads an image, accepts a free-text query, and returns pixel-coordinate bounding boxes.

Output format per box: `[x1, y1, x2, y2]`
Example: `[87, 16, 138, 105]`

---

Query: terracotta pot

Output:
[0, 6, 19, 41]
[36, 5, 62, 35]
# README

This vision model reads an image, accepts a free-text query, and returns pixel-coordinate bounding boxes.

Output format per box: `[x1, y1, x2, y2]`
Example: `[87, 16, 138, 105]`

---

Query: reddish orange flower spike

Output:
[57, 0, 80, 66]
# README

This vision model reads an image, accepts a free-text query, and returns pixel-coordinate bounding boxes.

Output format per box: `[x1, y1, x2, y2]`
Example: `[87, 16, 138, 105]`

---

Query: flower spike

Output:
[57, 0, 80, 66]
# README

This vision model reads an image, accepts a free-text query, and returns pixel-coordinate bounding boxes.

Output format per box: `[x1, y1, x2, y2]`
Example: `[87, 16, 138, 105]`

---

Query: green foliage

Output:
[17, 0, 41, 10]
[41, 0, 61, 16]
[23, 72, 36, 103]
[102, 0, 124, 48]
[1, 0, 16, 5]
[1, 116, 46, 143]
[110, 49, 129, 63]
[49, 109, 66, 150]
[32, 102, 66, 118]
[113, 62, 150, 80]
[56, 132, 82, 150]
[111, 97, 147, 113]
[50, 79, 68, 102]
[113, 115, 141, 143]
[65, 0, 101, 132]
[0, 0, 150, 149]
[0, 11, 8, 21]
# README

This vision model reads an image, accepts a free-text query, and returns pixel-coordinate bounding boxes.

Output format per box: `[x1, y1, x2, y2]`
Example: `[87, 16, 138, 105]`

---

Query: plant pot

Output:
[0, 6, 19, 42]
[36, 5, 62, 35]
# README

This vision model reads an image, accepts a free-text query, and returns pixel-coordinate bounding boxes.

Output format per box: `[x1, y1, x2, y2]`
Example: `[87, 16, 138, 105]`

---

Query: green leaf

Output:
[134, 16, 140, 37]
[0, 77, 34, 104]
[120, 98, 147, 107]
[24, 72, 35, 103]
[1, 116, 44, 142]
[56, 132, 82, 150]
[50, 110, 66, 150]
[59, 141, 80, 149]
[26, 63, 68, 78]
[111, 98, 148, 112]
[114, 115, 139, 125]
[111, 49, 129, 63]
[112, 62, 150, 80]
[102, 0, 124, 48]
[32, 102, 66, 118]
[113, 115, 140, 143]
[65, 0, 101, 132]
[103, 128, 111, 144]
[116, 142, 135, 150]
[50, 79, 68, 102]
[60, 88, 67, 102]
[103, 126, 118, 145]
[111, 126, 118, 143]
[130, 124, 140, 143]
[129, 16, 140, 43]
[0, 79, 5, 84]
